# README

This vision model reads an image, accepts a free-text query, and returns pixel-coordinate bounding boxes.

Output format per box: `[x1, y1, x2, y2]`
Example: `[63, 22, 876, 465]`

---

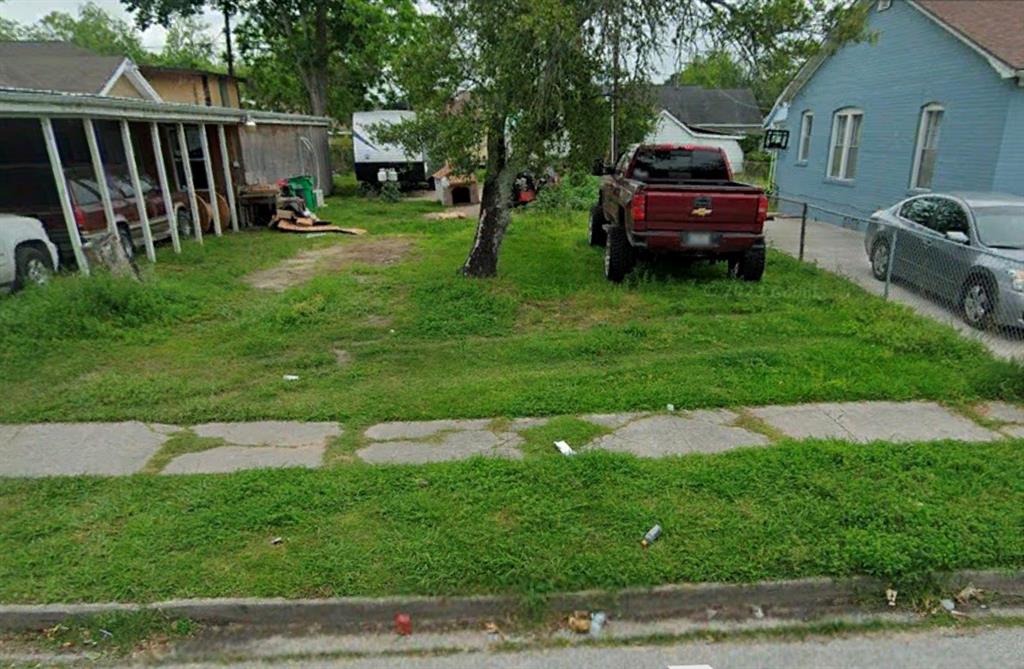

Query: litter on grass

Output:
[554, 440, 576, 456]
[282, 374, 300, 381]
[589, 612, 607, 636]
[567, 611, 591, 634]
[886, 588, 898, 607]
[641, 524, 662, 547]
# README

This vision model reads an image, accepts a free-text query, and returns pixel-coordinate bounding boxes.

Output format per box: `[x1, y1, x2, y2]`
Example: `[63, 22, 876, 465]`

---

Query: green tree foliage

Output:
[674, 49, 748, 90]
[122, 0, 416, 119]
[154, 15, 217, 69]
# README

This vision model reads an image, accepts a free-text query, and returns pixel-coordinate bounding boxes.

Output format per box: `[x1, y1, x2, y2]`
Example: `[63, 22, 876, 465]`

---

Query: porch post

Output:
[217, 124, 240, 232]
[83, 118, 117, 234]
[198, 123, 222, 236]
[150, 122, 180, 254]
[120, 119, 156, 262]
[40, 118, 89, 275]
[177, 123, 203, 244]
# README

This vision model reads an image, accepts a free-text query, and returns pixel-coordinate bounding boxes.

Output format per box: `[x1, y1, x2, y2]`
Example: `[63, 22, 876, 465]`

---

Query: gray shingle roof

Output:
[654, 85, 763, 127]
[0, 41, 125, 94]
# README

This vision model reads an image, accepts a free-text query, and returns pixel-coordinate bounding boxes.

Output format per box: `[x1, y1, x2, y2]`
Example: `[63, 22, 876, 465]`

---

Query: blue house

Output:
[765, 0, 1024, 227]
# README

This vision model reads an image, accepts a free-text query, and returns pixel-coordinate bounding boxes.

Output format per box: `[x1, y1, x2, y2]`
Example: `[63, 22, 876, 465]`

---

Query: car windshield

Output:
[972, 205, 1024, 249]
[629, 147, 729, 182]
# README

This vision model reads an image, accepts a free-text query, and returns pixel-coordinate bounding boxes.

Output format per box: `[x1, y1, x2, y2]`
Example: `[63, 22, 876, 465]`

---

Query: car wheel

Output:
[604, 225, 634, 283]
[961, 275, 997, 330]
[14, 246, 53, 290]
[118, 226, 135, 260]
[870, 238, 891, 281]
[176, 209, 194, 239]
[589, 205, 607, 247]
[737, 246, 766, 282]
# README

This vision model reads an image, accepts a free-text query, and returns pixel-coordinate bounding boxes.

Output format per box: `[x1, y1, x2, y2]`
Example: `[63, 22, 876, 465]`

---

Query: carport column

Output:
[198, 123, 222, 236]
[177, 123, 203, 244]
[217, 124, 239, 232]
[150, 122, 180, 254]
[120, 120, 156, 262]
[40, 118, 89, 276]
[83, 118, 117, 235]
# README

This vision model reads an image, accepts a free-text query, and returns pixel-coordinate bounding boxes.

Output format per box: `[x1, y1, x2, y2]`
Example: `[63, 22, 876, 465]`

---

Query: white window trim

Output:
[797, 111, 813, 163]
[910, 102, 944, 191]
[827, 108, 863, 181]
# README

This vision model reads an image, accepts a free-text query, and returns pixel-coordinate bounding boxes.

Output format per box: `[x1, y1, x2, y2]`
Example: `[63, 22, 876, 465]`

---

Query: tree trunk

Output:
[300, 3, 330, 117]
[462, 115, 512, 278]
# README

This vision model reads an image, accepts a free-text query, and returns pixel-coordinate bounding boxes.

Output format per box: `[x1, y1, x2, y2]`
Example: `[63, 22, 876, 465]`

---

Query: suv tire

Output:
[604, 225, 634, 283]
[737, 245, 765, 282]
[589, 205, 607, 247]
[14, 245, 53, 290]
[118, 226, 135, 260]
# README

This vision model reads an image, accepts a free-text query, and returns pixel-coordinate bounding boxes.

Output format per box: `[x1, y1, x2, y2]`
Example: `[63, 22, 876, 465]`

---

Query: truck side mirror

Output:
[591, 159, 607, 177]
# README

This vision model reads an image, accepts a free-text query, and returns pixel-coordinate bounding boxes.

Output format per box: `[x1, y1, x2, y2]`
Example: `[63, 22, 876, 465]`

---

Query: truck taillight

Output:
[73, 205, 87, 229]
[631, 192, 647, 223]
[756, 194, 769, 226]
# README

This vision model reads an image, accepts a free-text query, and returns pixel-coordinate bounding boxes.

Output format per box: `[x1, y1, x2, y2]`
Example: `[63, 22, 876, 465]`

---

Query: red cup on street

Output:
[394, 612, 412, 636]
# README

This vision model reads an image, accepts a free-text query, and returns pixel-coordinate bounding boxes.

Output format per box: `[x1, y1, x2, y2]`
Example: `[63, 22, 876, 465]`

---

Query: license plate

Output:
[683, 232, 712, 246]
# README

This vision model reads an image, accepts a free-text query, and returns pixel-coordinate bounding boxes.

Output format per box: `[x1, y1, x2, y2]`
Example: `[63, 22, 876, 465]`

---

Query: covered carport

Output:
[0, 88, 251, 274]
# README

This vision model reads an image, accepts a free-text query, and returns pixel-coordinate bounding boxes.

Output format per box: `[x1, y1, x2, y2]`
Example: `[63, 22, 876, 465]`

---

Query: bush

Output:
[531, 172, 599, 212]
[379, 181, 403, 203]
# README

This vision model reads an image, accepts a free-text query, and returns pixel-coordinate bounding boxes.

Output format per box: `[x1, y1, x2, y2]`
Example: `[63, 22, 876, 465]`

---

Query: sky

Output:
[1, 0, 680, 80]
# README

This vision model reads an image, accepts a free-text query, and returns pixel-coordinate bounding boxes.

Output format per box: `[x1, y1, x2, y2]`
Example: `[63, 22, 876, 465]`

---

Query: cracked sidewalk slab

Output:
[193, 421, 342, 447]
[590, 412, 771, 457]
[749, 401, 1000, 443]
[358, 430, 524, 464]
[0, 422, 173, 477]
[163, 444, 325, 475]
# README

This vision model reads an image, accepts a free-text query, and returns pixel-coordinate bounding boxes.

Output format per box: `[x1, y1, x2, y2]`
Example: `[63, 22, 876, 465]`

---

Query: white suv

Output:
[0, 214, 60, 293]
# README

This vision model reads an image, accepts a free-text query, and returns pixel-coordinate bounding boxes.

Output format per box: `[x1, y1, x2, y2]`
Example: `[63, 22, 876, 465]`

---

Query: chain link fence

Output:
[767, 194, 1024, 352]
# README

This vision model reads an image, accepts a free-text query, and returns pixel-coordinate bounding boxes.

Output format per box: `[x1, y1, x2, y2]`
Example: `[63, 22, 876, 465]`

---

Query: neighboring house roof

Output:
[656, 110, 743, 141]
[764, 0, 1024, 127]
[0, 41, 160, 99]
[654, 85, 763, 128]
[138, 64, 245, 83]
[915, 0, 1024, 71]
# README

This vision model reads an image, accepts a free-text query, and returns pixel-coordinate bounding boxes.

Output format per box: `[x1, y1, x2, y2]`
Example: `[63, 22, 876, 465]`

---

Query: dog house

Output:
[432, 164, 480, 207]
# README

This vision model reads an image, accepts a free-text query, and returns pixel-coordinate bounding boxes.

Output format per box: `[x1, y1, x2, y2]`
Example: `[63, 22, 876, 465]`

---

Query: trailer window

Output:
[629, 147, 729, 182]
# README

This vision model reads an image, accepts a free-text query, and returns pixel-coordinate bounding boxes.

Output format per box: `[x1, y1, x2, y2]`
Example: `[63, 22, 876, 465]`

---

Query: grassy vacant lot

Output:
[0, 183, 1022, 604]
[0, 187, 1020, 426]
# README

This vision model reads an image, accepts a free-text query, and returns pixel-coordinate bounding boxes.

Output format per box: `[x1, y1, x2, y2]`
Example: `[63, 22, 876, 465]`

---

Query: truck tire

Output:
[14, 245, 53, 290]
[589, 205, 607, 247]
[604, 226, 634, 283]
[737, 246, 765, 282]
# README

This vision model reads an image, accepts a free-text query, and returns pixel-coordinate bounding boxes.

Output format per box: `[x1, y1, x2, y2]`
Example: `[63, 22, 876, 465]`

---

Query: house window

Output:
[798, 111, 813, 162]
[827, 108, 863, 180]
[910, 103, 944, 190]
[877, 0, 892, 10]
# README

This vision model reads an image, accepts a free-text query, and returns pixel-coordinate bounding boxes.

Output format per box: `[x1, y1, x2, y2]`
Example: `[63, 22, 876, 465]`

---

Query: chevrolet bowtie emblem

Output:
[692, 207, 712, 217]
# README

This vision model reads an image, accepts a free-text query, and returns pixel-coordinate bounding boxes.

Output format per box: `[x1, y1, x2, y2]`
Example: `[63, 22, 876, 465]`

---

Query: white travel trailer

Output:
[352, 110, 428, 187]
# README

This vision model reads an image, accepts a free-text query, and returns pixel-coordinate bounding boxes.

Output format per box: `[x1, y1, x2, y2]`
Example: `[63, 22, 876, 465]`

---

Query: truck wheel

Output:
[737, 246, 765, 282]
[118, 225, 135, 260]
[604, 226, 634, 283]
[589, 205, 607, 247]
[14, 245, 53, 290]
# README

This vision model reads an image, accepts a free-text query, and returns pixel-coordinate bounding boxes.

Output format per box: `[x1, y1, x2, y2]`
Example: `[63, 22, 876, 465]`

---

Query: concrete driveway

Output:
[766, 215, 1024, 360]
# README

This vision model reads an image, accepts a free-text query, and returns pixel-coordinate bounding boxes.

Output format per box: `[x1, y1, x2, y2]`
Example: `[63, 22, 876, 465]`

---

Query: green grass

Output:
[0, 191, 1020, 426]
[1, 186, 1023, 604]
[0, 440, 1021, 603]
[5, 610, 196, 658]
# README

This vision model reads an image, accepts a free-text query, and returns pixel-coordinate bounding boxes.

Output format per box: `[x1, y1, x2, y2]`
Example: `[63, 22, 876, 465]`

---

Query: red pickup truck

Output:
[590, 144, 769, 282]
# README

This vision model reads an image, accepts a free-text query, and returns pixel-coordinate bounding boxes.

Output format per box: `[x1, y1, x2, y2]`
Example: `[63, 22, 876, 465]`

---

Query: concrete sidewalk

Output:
[765, 215, 1024, 360]
[0, 401, 1020, 478]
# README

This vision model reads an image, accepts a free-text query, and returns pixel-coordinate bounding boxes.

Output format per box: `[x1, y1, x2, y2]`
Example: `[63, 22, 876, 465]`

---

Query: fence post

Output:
[799, 202, 808, 262]
[883, 228, 898, 300]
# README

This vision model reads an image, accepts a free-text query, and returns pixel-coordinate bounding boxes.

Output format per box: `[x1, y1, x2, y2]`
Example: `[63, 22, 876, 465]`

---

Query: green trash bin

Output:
[287, 175, 317, 212]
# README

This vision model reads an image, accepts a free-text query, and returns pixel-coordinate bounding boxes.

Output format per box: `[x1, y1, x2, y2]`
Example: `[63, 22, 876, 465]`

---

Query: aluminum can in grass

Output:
[641, 524, 662, 547]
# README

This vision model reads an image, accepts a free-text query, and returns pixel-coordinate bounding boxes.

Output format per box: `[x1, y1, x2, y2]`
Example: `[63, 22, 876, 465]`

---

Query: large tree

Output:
[21, 1, 149, 62]
[383, 0, 865, 278]
[122, 0, 416, 118]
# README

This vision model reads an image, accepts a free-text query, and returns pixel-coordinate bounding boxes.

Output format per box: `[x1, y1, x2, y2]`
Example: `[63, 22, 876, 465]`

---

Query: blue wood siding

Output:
[774, 0, 1021, 226]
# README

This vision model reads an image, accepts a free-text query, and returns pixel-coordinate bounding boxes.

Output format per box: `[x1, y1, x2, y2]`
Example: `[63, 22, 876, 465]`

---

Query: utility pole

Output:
[609, 2, 621, 162]
[223, 1, 235, 78]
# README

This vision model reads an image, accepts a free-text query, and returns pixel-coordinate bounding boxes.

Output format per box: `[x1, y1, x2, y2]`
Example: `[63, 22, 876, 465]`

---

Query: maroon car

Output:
[591, 144, 769, 282]
[0, 164, 193, 266]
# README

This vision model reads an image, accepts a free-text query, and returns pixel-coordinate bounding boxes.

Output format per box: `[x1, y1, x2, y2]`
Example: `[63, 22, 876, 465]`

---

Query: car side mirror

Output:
[946, 230, 969, 244]
[592, 160, 614, 177]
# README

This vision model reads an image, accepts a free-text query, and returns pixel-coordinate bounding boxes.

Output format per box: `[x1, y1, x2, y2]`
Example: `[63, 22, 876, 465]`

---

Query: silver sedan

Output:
[864, 192, 1024, 330]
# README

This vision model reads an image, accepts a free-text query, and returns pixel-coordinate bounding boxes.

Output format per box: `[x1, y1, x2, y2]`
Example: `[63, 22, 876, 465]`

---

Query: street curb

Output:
[2, 570, 1022, 632]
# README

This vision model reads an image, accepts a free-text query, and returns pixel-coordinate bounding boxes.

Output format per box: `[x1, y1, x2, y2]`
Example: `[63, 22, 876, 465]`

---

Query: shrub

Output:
[379, 181, 403, 203]
[532, 172, 599, 212]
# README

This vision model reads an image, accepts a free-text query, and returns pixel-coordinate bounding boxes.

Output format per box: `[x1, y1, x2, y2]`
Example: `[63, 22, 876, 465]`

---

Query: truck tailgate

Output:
[644, 186, 763, 232]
